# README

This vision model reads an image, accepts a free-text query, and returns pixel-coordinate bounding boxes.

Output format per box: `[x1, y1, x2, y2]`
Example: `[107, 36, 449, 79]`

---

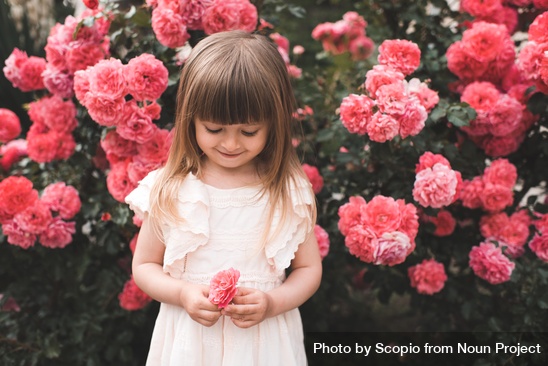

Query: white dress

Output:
[125, 170, 314, 366]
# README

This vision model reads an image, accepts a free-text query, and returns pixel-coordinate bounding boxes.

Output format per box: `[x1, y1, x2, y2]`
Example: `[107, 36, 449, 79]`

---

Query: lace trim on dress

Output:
[264, 176, 315, 271]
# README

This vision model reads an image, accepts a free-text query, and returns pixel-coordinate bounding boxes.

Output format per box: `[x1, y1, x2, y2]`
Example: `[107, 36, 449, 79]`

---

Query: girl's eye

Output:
[241, 130, 258, 137]
[205, 127, 222, 134]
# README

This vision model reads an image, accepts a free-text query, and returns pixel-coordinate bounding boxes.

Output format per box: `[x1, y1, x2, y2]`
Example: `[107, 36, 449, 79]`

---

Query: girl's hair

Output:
[149, 30, 316, 245]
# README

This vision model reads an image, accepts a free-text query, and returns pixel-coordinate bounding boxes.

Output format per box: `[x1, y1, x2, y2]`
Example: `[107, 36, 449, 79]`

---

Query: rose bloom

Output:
[3, 48, 46, 92]
[202, 0, 257, 35]
[136, 128, 172, 164]
[375, 81, 408, 115]
[446, 42, 489, 81]
[0, 139, 28, 171]
[301, 164, 324, 194]
[83, 0, 99, 10]
[208, 268, 240, 309]
[483, 158, 517, 189]
[26, 130, 61, 163]
[85, 93, 126, 127]
[528, 11, 548, 44]
[461, 81, 501, 112]
[0, 108, 21, 143]
[0, 176, 39, 221]
[2, 220, 37, 249]
[487, 95, 523, 137]
[151, 7, 190, 48]
[348, 35, 374, 61]
[461, 21, 510, 63]
[480, 182, 513, 212]
[13, 200, 53, 235]
[413, 163, 458, 208]
[128, 158, 160, 185]
[361, 196, 403, 238]
[529, 234, 548, 262]
[119, 276, 153, 311]
[378, 39, 421, 76]
[415, 152, 451, 173]
[374, 231, 412, 266]
[338, 196, 367, 236]
[398, 100, 427, 139]
[101, 130, 138, 161]
[41, 182, 82, 220]
[345, 224, 377, 263]
[397, 200, 419, 242]
[88, 58, 127, 99]
[479, 133, 524, 158]
[366, 112, 399, 142]
[469, 242, 515, 284]
[106, 160, 137, 203]
[117, 101, 159, 143]
[428, 209, 456, 237]
[39, 217, 76, 249]
[41, 67, 74, 99]
[28, 95, 78, 134]
[314, 224, 330, 260]
[408, 259, 447, 295]
[125, 53, 169, 102]
[339, 94, 375, 135]
[406, 78, 439, 112]
[364, 65, 405, 97]
[180, 0, 215, 30]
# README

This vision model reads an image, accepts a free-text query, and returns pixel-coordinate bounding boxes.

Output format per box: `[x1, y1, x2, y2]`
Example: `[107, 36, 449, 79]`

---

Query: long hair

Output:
[149, 30, 316, 245]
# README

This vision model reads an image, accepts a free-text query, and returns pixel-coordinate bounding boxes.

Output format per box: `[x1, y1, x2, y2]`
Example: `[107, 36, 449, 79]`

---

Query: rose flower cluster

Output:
[529, 213, 548, 262]
[312, 11, 374, 61]
[270, 32, 303, 79]
[74, 54, 172, 202]
[408, 259, 448, 295]
[517, 11, 548, 95]
[469, 241, 515, 285]
[413, 152, 462, 209]
[339, 39, 438, 143]
[338, 195, 419, 266]
[146, 0, 257, 48]
[0, 176, 80, 250]
[479, 209, 532, 258]
[459, 158, 516, 213]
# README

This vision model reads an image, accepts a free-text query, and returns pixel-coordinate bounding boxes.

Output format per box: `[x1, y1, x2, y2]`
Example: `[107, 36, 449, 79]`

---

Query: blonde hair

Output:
[149, 30, 316, 246]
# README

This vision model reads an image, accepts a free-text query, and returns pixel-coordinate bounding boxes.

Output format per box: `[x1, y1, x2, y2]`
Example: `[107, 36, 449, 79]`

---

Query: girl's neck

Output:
[199, 159, 263, 189]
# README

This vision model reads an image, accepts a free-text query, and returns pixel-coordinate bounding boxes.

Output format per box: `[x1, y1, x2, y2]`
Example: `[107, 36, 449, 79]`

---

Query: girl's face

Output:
[195, 119, 268, 175]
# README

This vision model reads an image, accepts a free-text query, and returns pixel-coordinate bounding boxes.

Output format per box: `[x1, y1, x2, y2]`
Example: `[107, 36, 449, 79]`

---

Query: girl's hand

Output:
[221, 287, 273, 328]
[179, 283, 222, 327]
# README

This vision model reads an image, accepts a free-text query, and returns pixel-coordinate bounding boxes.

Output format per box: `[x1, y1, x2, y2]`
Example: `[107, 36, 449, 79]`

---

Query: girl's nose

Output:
[221, 134, 240, 151]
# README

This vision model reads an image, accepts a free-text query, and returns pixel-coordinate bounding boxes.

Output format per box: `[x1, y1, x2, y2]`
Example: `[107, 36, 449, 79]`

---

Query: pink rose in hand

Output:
[208, 268, 240, 309]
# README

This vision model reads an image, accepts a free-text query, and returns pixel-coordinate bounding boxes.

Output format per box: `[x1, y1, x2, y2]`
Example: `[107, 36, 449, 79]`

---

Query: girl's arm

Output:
[223, 232, 322, 328]
[132, 213, 222, 327]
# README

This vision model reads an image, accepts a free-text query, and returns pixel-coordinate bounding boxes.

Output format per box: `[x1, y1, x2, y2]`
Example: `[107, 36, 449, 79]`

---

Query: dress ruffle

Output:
[125, 170, 211, 278]
[265, 176, 315, 272]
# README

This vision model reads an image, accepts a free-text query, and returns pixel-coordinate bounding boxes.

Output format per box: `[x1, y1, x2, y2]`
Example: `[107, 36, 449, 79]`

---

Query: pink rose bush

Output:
[339, 39, 437, 142]
[208, 268, 240, 309]
[203, 0, 258, 35]
[413, 152, 462, 209]
[302, 164, 324, 194]
[469, 241, 515, 284]
[408, 259, 447, 295]
[517, 11, 548, 94]
[338, 195, 418, 266]
[479, 210, 532, 258]
[119, 276, 153, 311]
[312, 12, 374, 60]
[459, 158, 516, 212]
[270, 32, 303, 78]
[314, 224, 330, 260]
[0, 177, 79, 249]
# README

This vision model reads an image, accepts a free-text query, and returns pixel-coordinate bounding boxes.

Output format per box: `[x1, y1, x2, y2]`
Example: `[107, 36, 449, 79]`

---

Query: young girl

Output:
[126, 30, 322, 365]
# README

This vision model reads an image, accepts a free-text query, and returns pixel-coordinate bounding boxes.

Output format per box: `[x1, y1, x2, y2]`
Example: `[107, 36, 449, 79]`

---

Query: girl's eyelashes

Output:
[241, 130, 258, 137]
[204, 126, 259, 136]
[205, 127, 222, 134]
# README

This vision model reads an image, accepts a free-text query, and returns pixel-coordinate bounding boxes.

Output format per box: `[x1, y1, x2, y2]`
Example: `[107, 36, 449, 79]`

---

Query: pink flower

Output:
[415, 152, 451, 173]
[0, 109, 21, 143]
[125, 54, 168, 102]
[119, 276, 153, 311]
[375, 82, 408, 115]
[374, 231, 412, 266]
[13, 200, 53, 235]
[314, 224, 330, 260]
[378, 39, 421, 76]
[483, 159, 517, 189]
[406, 78, 439, 112]
[2, 220, 37, 249]
[41, 67, 74, 99]
[367, 112, 399, 142]
[461, 0, 504, 20]
[136, 128, 172, 165]
[151, 7, 190, 48]
[461, 21, 509, 63]
[480, 182, 513, 212]
[41, 182, 81, 220]
[0, 176, 39, 222]
[208, 268, 240, 309]
[345, 224, 377, 263]
[397, 200, 419, 242]
[469, 242, 515, 284]
[0, 139, 28, 171]
[427, 210, 457, 237]
[302, 164, 324, 194]
[338, 196, 367, 236]
[461, 82, 501, 111]
[364, 65, 405, 97]
[408, 259, 447, 295]
[446, 42, 489, 81]
[202, 0, 258, 35]
[180, 0, 214, 30]
[88, 58, 127, 99]
[529, 234, 548, 262]
[39, 217, 76, 249]
[106, 160, 137, 203]
[528, 11, 548, 44]
[83, 0, 99, 10]
[398, 101, 427, 139]
[339, 94, 375, 135]
[487, 95, 523, 137]
[3, 49, 46, 92]
[362, 196, 402, 237]
[348, 35, 374, 61]
[117, 101, 159, 143]
[101, 130, 138, 162]
[28, 95, 78, 134]
[413, 163, 459, 208]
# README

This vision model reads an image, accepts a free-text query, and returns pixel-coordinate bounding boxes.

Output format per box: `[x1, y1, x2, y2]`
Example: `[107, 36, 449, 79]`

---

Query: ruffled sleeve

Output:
[125, 171, 210, 278]
[124, 169, 160, 219]
[265, 175, 315, 272]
